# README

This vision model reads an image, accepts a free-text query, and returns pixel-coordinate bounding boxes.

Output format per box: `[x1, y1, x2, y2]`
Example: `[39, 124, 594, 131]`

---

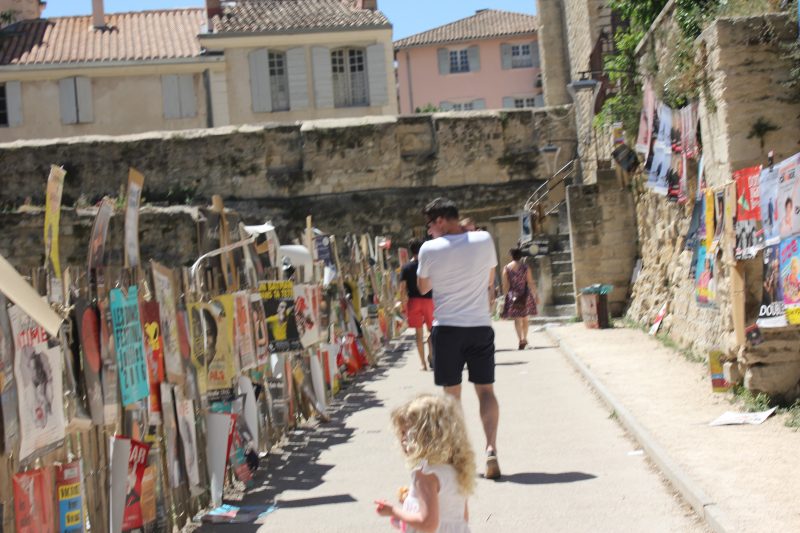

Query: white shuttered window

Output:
[331, 47, 368, 107]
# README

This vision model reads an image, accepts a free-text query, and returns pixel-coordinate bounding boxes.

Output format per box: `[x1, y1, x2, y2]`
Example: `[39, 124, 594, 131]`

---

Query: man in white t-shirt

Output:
[417, 197, 501, 479]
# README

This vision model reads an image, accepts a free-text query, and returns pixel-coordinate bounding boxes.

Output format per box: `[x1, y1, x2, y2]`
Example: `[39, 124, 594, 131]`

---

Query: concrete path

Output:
[201, 321, 707, 532]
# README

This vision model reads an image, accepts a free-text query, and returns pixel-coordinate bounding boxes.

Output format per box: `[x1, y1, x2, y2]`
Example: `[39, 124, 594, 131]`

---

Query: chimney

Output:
[355, 0, 377, 10]
[91, 0, 104, 28]
[206, 0, 222, 20]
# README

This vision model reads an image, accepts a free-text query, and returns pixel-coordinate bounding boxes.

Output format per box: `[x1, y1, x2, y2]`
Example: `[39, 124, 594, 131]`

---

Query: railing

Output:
[524, 159, 577, 216]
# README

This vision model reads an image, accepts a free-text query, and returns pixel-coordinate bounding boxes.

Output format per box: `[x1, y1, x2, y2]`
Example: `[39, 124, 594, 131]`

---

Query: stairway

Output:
[533, 231, 576, 324]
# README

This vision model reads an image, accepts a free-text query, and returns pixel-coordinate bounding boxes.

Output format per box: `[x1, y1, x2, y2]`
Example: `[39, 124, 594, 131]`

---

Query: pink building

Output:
[394, 9, 541, 114]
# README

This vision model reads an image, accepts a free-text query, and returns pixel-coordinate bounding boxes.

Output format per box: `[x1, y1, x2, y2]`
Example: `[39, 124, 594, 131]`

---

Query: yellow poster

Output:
[44, 165, 66, 280]
[207, 294, 237, 390]
[704, 188, 715, 249]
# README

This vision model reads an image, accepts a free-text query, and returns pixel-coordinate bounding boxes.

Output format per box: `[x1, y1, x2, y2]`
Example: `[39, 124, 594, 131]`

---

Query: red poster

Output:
[140, 301, 165, 418]
[121, 438, 151, 531]
[13, 467, 55, 533]
[735, 165, 763, 222]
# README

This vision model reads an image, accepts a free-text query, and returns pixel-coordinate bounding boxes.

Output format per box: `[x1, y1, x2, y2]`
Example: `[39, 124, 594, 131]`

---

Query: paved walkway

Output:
[201, 320, 707, 532]
[549, 323, 800, 533]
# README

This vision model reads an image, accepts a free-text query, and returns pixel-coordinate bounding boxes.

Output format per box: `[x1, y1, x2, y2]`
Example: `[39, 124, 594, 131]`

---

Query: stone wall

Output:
[567, 168, 638, 316]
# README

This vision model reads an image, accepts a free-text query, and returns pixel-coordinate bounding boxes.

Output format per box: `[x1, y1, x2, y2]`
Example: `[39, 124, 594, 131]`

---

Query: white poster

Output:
[293, 284, 321, 348]
[10, 305, 66, 462]
[206, 412, 234, 507]
[175, 394, 200, 488]
[234, 292, 257, 372]
[778, 152, 800, 239]
[152, 263, 183, 383]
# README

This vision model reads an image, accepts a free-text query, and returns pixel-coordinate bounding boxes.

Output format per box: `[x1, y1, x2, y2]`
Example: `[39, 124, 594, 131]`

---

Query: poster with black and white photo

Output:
[10, 305, 65, 462]
[760, 163, 781, 246]
[647, 103, 672, 196]
[0, 294, 19, 454]
[757, 244, 787, 328]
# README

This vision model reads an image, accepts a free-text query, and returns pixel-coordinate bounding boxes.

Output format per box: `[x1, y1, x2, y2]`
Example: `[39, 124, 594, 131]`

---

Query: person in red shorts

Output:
[399, 239, 434, 371]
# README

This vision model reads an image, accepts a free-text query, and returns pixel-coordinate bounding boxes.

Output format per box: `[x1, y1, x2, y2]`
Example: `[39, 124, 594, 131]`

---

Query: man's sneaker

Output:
[485, 451, 501, 480]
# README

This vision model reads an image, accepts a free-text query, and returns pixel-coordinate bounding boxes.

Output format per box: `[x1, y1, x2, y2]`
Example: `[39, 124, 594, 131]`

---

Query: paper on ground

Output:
[709, 406, 777, 426]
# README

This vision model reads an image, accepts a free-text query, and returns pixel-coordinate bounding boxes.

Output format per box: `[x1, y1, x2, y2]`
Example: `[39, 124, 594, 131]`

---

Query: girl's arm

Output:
[379, 470, 440, 533]
[501, 267, 510, 295]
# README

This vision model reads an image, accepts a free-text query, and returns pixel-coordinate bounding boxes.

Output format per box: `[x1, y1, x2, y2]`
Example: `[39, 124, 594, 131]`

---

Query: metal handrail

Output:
[524, 159, 577, 212]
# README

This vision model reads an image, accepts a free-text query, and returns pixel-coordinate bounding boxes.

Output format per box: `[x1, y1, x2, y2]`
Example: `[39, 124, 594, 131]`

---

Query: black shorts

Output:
[430, 326, 495, 386]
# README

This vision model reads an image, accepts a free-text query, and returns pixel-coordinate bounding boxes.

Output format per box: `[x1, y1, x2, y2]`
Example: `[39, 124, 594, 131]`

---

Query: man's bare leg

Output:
[475, 383, 501, 479]
[443, 384, 462, 401]
[415, 327, 427, 370]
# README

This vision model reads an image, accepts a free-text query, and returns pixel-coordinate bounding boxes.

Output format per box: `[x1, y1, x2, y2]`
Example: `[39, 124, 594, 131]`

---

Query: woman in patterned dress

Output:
[501, 248, 539, 349]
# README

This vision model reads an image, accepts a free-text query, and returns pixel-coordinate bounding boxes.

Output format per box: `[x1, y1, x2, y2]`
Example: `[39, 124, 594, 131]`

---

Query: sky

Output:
[43, 0, 537, 40]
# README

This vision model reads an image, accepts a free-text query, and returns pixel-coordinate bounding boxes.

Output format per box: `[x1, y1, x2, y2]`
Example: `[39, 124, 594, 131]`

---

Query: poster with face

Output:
[234, 292, 257, 372]
[124, 169, 144, 269]
[260, 281, 301, 353]
[13, 467, 55, 533]
[44, 165, 66, 303]
[758, 244, 787, 328]
[294, 284, 321, 348]
[10, 305, 65, 462]
[151, 262, 183, 384]
[635, 78, 655, 155]
[56, 461, 83, 533]
[250, 294, 270, 366]
[695, 245, 715, 307]
[777, 152, 800, 239]
[110, 286, 149, 407]
[98, 294, 120, 424]
[119, 437, 150, 531]
[75, 298, 105, 425]
[140, 300, 165, 421]
[175, 393, 200, 488]
[206, 295, 237, 392]
[0, 294, 19, 454]
[734, 165, 765, 259]
[760, 164, 781, 246]
[780, 236, 800, 325]
[159, 382, 183, 489]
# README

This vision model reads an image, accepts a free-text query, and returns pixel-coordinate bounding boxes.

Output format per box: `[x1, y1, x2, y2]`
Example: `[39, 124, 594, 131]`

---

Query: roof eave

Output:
[0, 55, 223, 72]
[394, 29, 537, 50]
[200, 23, 392, 40]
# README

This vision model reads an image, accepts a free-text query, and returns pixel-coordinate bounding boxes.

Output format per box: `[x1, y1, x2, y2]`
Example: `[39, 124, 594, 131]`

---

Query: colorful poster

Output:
[250, 294, 270, 366]
[75, 299, 105, 425]
[695, 245, 715, 306]
[760, 164, 781, 245]
[0, 294, 19, 453]
[175, 394, 200, 488]
[758, 244, 787, 328]
[635, 78, 655, 155]
[780, 236, 800, 324]
[110, 286, 149, 406]
[13, 467, 55, 533]
[680, 102, 699, 159]
[98, 295, 119, 424]
[294, 284, 321, 348]
[87, 197, 113, 272]
[124, 168, 144, 269]
[713, 191, 725, 245]
[140, 300, 165, 421]
[175, 306, 199, 402]
[10, 305, 65, 461]
[56, 461, 84, 533]
[734, 165, 765, 259]
[188, 302, 209, 395]
[207, 295, 237, 391]
[151, 262, 183, 384]
[704, 188, 716, 249]
[44, 165, 66, 303]
[160, 383, 183, 489]
[777, 152, 800, 239]
[259, 281, 301, 353]
[315, 235, 334, 267]
[234, 292, 257, 372]
[120, 437, 150, 531]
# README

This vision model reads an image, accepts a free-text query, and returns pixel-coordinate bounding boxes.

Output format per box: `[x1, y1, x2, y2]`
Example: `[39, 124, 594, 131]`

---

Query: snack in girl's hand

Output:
[397, 485, 409, 503]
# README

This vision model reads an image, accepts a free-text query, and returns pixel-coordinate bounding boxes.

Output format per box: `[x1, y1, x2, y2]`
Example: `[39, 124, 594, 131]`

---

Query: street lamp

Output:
[566, 75, 603, 185]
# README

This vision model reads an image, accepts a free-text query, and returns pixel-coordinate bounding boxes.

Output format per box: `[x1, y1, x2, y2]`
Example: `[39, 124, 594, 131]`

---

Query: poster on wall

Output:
[10, 305, 66, 462]
[98, 296, 120, 424]
[206, 295, 237, 392]
[635, 78, 655, 155]
[680, 102, 699, 159]
[734, 165, 765, 260]
[777, 153, 800, 239]
[713, 191, 725, 246]
[0, 294, 19, 454]
[75, 299, 105, 425]
[140, 300, 165, 422]
[260, 281, 301, 353]
[760, 164, 781, 246]
[44, 165, 66, 303]
[188, 302, 209, 395]
[175, 393, 201, 488]
[175, 305, 200, 402]
[250, 294, 270, 366]
[160, 383, 183, 489]
[151, 262, 184, 384]
[124, 168, 145, 269]
[294, 284, 321, 348]
[695, 245, 716, 306]
[88, 197, 113, 271]
[780, 236, 800, 325]
[119, 437, 150, 532]
[13, 467, 55, 533]
[56, 461, 84, 533]
[315, 235, 334, 267]
[646, 104, 672, 195]
[233, 292, 257, 372]
[758, 244, 787, 328]
[110, 286, 150, 407]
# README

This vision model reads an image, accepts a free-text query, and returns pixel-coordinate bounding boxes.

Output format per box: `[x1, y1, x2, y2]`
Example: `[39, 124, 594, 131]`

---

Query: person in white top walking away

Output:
[416, 198, 501, 480]
[375, 394, 475, 532]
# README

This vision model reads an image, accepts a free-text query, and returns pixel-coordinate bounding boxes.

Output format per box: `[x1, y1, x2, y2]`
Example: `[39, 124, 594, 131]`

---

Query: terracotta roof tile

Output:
[394, 9, 537, 49]
[0, 8, 205, 67]
[210, 0, 390, 34]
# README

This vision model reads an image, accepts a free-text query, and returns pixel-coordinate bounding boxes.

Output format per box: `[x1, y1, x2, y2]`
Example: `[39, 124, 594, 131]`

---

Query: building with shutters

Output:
[394, 9, 541, 114]
[0, 0, 396, 142]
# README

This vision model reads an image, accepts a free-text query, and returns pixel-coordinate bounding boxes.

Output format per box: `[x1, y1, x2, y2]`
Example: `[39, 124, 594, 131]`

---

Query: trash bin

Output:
[579, 284, 613, 329]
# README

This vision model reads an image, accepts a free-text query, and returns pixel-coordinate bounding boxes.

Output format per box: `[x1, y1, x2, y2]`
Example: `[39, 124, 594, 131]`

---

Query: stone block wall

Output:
[567, 169, 638, 316]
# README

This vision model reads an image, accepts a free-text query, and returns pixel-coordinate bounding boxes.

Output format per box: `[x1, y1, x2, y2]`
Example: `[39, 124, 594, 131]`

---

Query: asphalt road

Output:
[203, 321, 708, 533]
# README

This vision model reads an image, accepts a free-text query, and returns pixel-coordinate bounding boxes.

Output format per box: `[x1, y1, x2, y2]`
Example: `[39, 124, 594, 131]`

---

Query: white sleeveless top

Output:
[402, 460, 470, 533]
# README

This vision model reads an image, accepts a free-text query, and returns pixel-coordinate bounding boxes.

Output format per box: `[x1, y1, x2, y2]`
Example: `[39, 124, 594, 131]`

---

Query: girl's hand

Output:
[374, 499, 395, 517]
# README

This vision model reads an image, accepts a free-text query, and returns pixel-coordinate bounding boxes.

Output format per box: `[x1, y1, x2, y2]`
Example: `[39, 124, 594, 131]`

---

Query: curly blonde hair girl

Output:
[391, 394, 476, 496]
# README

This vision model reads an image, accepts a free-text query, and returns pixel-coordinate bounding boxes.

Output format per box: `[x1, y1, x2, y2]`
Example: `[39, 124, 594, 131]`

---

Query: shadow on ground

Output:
[196, 339, 412, 531]
[491, 471, 597, 485]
